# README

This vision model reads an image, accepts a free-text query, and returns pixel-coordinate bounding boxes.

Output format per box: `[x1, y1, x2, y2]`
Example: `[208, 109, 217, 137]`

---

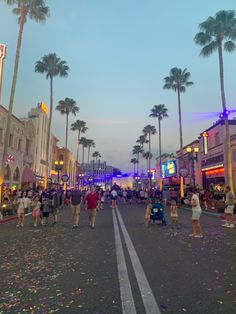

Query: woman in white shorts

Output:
[190, 189, 203, 238]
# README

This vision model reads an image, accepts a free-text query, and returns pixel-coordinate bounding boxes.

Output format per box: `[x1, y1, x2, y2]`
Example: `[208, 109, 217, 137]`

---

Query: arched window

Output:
[4, 165, 11, 180]
[13, 167, 20, 181]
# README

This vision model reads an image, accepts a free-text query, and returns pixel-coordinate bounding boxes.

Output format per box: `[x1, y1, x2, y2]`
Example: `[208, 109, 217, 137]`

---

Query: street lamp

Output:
[54, 160, 64, 190]
[186, 146, 199, 187]
[77, 173, 84, 188]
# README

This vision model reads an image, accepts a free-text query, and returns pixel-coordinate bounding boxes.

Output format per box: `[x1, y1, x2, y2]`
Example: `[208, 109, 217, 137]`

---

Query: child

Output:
[16, 197, 24, 227]
[150, 198, 166, 225]
[32, 196, 41, 227]
[145, 200, 152, 227]
[170, 199, 178, 227]
[42, 194, 50, 225]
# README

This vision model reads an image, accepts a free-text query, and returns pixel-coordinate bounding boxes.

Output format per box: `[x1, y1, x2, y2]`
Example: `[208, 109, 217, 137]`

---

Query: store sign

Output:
[61, 174, 69, 182]
[40, 101, 48, 114]
[162, 160, 177, 178]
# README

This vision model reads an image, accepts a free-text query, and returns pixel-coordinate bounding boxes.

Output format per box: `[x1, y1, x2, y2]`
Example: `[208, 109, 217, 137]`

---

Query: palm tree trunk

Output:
[65, 113, 69, 149]
[137, 153, 139, 175]
[88, 146, 90, 163]
[218, 44, 234, 190]
[133, 163, 135, 175]
[148, 133, 151, 171]
[82, 146, 85, 165]
[177, 88, 183, 152]
[0, 14, 25, 203]
[44, 75, 53, 189]
[141, 151, 144, 175]
[158, 118, 162, 179]
[76, 130, 81, 164]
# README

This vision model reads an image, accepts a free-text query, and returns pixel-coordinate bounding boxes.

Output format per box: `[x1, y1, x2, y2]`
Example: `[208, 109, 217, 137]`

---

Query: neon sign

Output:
[162, 160, 177, 178]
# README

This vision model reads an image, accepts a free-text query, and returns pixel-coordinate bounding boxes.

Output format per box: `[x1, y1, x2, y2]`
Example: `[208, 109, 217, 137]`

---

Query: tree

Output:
[136, 135, 148, 175]
[132, 145, 142, 175]
[143, 152, 153, 173]
[194, 9, 236, 190]
[56, 97, 79, 149]
[86, 139, 95, 163]
[0, 0, 49, 202]
[163, 68, 193, 152]
[92, 151, 101, 163]
[71, 120, 88, 163]
[149, 104, 168, 179]
[142, 125, 157, 172]
[130, 158, 138, 175]
[79, 137, 88, 165]
[35, 53, 69, 187]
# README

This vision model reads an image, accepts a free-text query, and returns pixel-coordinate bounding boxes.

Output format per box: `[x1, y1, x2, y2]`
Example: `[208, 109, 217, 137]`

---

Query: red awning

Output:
[21, 167, 36, 183]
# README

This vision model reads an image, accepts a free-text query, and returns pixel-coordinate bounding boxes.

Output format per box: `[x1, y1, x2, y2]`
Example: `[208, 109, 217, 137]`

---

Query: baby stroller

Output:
[150, 201, 166, 225]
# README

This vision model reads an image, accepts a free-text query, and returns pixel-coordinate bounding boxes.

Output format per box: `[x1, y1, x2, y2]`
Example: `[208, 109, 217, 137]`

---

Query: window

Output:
[233, 150, 236, 162]
[18, 139, 22, 151]
[9, 134, 13, 147]
[215, 132, 220, 146]
[0, 128, 3, 143]
[26, 139, 30, 155]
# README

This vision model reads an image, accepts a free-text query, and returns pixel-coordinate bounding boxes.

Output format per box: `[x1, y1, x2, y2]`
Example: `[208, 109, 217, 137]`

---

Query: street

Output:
[0, 202, 236, 314]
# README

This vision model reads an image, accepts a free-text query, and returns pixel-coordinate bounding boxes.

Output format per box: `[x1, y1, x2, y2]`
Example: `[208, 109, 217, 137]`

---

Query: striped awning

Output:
[21, 167, 36, 183]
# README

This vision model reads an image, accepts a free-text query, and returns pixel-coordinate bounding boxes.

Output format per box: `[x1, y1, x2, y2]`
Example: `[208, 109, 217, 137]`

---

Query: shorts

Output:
[225, 205, 234, 214]
[32, 209, 40, 217]
[71, 204, 81, 215]
[43, 212, 49, 218]
[171, 214, 178, 218]
[88, 208, 97, 217]
[17, 208, 24, 215]
[192, 210, 201, 220]
[111, 196, 117, 200]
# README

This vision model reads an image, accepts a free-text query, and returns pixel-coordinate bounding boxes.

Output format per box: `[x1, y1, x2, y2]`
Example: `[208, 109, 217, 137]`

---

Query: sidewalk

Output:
[0, 212, 31, 224]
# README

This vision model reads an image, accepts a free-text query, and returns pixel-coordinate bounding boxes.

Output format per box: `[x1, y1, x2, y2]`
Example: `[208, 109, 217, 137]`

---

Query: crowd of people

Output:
[1, 183, 235, 235]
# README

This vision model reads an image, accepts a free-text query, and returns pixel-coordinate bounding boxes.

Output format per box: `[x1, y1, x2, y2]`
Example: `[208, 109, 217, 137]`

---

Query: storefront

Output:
[202, 164, 225, 191]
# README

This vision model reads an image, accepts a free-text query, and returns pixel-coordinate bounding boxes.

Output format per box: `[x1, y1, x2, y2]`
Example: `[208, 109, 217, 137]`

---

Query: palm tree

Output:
[132, 145, 142, 175]
[143, 152, 153, 173]
[86, 139, 95, 163]
[71, 120, 88, 164]
[92, 151, 101, 163]
[35, 53, 69, 187]
[56, 98, 79, 149]
[79, 137, 88, 166]
[194, 10, 236, 190]
[149, 104, 168, 179]
[136, 135, 148, 175]
[163, 68, 193, 152]
[142, 125, 157, 172]
[130, 158, 138, 175]
[0, 0, 49, 201]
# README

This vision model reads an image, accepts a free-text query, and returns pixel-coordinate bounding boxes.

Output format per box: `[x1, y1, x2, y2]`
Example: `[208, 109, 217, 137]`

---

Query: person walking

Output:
[16, 196, 24, 227]
[110, 189, 118, 209]
[189, 188, 203, 238]
[31, 195, 41, 227]
[71, 186, 83, 228]
[223, 186, 235, 228]
[85, 187, 100, 229]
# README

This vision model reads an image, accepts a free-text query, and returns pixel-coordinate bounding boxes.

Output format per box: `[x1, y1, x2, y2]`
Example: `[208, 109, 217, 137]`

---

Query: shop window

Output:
[4, 165, 11, 180]
[215, 132, 220, 146]
[26, 139, 30, 154]
[59, 154, 64, 161]
[0, 128, 3, 143]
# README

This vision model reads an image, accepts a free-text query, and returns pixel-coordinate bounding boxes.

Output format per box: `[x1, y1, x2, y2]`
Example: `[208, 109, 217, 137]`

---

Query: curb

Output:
[0, 212, 32, 224]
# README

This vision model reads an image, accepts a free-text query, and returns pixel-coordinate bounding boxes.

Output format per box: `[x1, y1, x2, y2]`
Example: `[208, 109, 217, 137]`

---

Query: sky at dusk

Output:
[1, 0, 236, 172]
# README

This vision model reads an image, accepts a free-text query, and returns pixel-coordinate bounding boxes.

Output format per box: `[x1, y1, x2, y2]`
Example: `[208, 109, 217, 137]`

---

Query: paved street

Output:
[0, 202, 236, 314]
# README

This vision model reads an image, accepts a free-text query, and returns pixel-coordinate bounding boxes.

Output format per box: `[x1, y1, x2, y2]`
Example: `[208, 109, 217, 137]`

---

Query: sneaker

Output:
[75, 225, 79, 228]
[33, 223, 37, 227]
[194, 234, 203, 238]
[189, 234, 196, 237]
[222, 223, 229, 227]
[20, 224, 24, 227]
[91, 225, 95, 229]
[16, 224, 20, 227]
[73, 225, 76, 228]
[227, 224, 234, 228]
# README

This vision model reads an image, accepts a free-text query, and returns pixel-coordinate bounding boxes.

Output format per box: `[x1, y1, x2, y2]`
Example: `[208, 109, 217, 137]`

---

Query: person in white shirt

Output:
[110, 189, 118, 209]
[189, 188, 203, 238]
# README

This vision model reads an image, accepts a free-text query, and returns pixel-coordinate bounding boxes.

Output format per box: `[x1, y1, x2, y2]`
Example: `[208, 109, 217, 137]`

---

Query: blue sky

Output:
[1, 0, 236, 172]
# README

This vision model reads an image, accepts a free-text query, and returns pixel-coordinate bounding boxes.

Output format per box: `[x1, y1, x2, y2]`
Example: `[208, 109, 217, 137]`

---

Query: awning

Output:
[21, 167, 36, 183]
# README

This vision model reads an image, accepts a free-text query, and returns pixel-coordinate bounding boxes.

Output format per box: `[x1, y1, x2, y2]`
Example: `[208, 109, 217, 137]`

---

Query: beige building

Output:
[0, 105, 35, 190]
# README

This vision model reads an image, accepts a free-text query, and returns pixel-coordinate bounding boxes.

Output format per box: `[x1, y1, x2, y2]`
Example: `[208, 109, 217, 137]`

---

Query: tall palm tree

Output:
[194, 9, 236, 190]
[136, 135, 148, 175]
[86, 139, 95, 163]
[149, 104, 168, 179]
[132, 145, 142, 175]
[142, 125, 157, 172]
[79, 137, 88, 165]
[163, 68, 193, 152]
[0, 0, 49, 201]
[92, 151, 101, 163]
[143, 152, 153, 173]
[71, 120, 88, 163]
[56, 98, 79, 149]
[35, 53, 69, 187]
[130, 158, 138, 175]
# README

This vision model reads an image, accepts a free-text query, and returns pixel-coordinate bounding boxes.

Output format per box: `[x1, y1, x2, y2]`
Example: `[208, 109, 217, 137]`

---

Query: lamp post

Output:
[186, 146, 199, 187]
[77, 173, 84, 188]
[54, 160, 64, 190]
